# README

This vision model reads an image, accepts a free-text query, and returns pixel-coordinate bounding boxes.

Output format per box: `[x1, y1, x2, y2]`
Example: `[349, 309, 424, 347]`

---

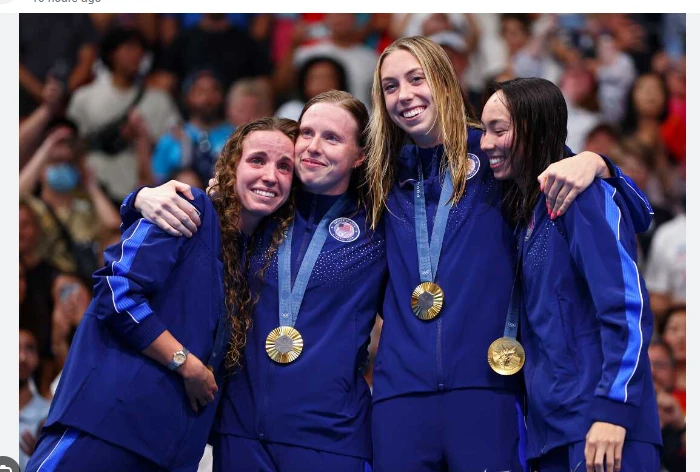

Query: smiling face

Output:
[295, 102, 365, 195]
[380, 49, 441, 148]
[235, 130, 295, 233]
[480, 91, 520, 182]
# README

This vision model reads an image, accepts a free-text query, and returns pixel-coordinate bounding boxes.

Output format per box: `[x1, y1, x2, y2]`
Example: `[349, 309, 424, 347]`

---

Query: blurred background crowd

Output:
[18, 13, 686, 471]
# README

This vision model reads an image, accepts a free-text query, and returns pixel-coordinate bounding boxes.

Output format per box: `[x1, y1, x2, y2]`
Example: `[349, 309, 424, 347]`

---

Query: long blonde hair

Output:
[366, 36, 481, 228]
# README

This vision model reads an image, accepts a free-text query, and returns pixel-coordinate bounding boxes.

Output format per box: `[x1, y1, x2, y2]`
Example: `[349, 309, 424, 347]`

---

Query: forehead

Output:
[481, 91, 511, 122]
[300, 102, 358, 135]
[241, 130, 294, 154]
[380, 49, 421, 78]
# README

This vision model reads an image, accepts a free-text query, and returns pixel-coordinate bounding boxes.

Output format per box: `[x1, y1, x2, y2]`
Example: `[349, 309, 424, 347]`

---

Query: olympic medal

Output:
[266, 326, 304, 364]
[487, 337, 525, 375]
[411, 282, 444, 320]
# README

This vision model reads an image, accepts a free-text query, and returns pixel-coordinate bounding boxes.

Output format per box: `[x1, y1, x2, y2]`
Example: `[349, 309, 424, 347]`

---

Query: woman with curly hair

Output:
[25, 117, 298, 472]
[128, 90, 387, 471]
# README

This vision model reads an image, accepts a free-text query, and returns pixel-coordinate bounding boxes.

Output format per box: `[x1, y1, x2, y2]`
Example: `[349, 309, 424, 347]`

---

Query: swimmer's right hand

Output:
[135, 180, 201, 237]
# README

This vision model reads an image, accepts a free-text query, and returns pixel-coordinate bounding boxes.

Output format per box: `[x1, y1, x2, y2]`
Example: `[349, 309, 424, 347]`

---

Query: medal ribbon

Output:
[503, 225, 525, 339]
[415, 156, 454, 283]
[278, 194, 350, 327]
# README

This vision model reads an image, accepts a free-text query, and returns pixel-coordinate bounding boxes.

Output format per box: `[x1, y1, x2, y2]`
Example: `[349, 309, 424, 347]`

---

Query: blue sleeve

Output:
[599, 154, 654, 234]
[93, 191, 209, 351]
[562, 180, 652, 430]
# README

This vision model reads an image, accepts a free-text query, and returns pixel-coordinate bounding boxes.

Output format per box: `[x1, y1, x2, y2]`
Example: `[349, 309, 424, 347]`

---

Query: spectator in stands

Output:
[660, 306, 686, 393]
[645, 213, 686, 319]
[559, 64, 602, 152]
[151, 69, 234, 186]
[583, 122, 622, 158]
[648, 338, 686, 472]
[225, 78, 274, 127]
[276, 56, 349, 120]
[19, 328, 51, 472]
[428, 31, 473, 105]
[67, 27, 181, 203]
[500, 13, 562, 84]
[19, 77, 67, 170]
[19, 13, 98, 118]
[279, 13, 378, 107]
[19, 120, 121, 283]
[154, 13, 272, 95]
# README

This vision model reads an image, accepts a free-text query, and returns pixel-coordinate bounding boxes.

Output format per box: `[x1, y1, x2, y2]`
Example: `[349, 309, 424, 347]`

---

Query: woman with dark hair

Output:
[480, 77, 662, 472]
[276, 56, 349, 120]
[25, 117, 298, 472]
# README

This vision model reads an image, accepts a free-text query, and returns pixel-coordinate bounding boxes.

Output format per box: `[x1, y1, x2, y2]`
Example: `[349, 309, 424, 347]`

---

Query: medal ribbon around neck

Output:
[411, 153, 453, 320]
[487, 225, 526, 375]
[267, 193, 350, 363]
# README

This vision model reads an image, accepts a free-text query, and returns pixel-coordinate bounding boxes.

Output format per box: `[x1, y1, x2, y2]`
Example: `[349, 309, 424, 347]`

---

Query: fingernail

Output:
[547, 208, 551, 217]
[557, 210, 562, 218]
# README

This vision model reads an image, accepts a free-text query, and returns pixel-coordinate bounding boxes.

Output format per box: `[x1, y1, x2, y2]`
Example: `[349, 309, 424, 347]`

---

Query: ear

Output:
[353, 152, 367, 169]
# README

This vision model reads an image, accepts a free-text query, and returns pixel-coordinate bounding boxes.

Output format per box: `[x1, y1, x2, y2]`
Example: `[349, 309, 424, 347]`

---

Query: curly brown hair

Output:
[211, 117, 299, 369]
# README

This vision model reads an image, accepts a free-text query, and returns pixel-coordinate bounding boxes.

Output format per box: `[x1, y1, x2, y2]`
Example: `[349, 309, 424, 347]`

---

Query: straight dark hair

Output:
[484, 77, 568, 225]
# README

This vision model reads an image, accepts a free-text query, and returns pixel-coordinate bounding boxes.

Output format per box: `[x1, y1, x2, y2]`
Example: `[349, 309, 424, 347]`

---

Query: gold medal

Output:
[487, 337, 525, 375]
[411, 282, 444, 320]
[266, 326, 304, 364]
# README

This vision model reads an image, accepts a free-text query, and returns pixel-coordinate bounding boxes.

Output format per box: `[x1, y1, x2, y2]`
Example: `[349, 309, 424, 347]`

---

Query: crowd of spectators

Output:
[18, 13, 686, 471]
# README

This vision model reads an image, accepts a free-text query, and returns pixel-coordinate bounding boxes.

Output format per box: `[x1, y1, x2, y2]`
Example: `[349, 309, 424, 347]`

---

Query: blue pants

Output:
[212, 434, 371, 472]
[532, 440, 661, 472]
[372, 388, 527, 472]
[25, 426, 168, 472]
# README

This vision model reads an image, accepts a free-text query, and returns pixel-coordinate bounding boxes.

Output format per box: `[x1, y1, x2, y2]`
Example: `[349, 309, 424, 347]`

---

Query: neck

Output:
[111, 72, 135, 90]
[19, 380, 32, 409]
[302, 184, 348, 196]
[237, 211, 261, 236]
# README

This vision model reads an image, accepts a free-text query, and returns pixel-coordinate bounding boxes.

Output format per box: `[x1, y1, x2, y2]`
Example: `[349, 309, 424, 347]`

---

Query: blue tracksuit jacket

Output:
[372, 128, 654, 404]
[44, 188, 227, 471]
[214, 189, 388, 460]
[520, 180, 663, 459]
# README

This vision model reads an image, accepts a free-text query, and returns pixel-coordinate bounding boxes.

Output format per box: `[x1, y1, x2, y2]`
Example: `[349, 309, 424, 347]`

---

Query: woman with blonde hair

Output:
[366, 36, 652, 472]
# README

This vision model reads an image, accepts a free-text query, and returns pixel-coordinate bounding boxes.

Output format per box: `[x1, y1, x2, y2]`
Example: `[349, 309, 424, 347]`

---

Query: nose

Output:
[261, 163, 278, 186]
[398, 81, 413, 102]
[306, 134, 321, 155]
[480, 133, 493, 152]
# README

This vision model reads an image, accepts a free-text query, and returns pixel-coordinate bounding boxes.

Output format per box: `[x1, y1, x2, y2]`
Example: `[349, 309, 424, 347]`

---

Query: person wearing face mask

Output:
[121, 91, 387, 472]
[19, 119, 121, 283]
[25, 118, 298, 472]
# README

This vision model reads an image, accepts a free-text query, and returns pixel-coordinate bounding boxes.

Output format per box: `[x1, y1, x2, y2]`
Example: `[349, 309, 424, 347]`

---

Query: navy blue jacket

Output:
[44, 188, 226, 471]
[520, 181, 662, 459]
[214, 189, 388, 460]
[372, 128, 653, 403]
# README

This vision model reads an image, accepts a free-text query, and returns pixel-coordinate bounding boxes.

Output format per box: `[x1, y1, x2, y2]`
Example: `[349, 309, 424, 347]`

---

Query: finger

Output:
[171, 180, 195, 200]
[594, 442, 606, 472]
[189, 394, 199, 412]
[545, 178, 565, 215]
[605, 443, 616, 472]
[614, 441, 623, 472]
[156, 207, 193, 238]
[153, 216, 184, 238]
[174, 198, 201, 229]
[551, 180, 574, 217]
[20, 441, 31, 455]
[585, 440, 596, 472]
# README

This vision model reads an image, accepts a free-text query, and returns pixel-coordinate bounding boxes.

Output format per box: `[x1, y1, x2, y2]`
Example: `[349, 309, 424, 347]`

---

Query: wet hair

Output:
[366, 36, 481, 228]
[212, 117, 299, 369]
[484, 77, 568, 225]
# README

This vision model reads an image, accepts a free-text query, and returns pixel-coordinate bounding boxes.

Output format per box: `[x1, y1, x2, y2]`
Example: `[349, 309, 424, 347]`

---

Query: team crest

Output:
[329, 217, 360, 243]
[466, 153, 481, 180]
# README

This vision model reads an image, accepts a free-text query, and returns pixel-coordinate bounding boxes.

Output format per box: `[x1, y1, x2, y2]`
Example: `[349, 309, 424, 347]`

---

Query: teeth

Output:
[490, 158, 504, 166]
[402, 107, 425, 118]
[253, 190, 275, 198]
